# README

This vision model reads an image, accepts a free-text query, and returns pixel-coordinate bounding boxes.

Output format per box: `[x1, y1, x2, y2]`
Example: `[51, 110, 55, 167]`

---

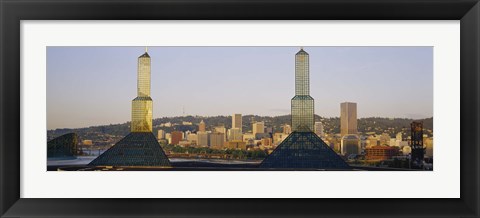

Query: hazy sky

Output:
[47, 46, 433, 130]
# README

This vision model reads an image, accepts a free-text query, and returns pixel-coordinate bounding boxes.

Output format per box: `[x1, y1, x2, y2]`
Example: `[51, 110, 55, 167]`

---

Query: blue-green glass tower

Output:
[260, 48, 349, 169]
[291, 48, 314, 132]
[89, 48, 170, 167]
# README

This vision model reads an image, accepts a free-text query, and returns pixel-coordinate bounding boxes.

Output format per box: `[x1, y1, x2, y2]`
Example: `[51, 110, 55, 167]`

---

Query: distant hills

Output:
[48, 115, 433, 142]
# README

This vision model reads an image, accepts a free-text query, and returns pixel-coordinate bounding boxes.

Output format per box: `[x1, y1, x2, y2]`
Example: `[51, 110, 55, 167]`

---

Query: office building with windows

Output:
[291, 48, 314, 132]
[232, 114, 242, 132]
[89, 48, 170, 167]
[260, 48, 349, 169]
[340, 102, 358, 136]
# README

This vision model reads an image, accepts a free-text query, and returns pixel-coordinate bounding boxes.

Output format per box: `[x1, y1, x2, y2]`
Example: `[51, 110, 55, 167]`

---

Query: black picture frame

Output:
[1, 0, 479, 217]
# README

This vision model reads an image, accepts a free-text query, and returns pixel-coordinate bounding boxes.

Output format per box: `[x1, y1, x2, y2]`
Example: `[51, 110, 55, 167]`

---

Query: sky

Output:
[47, 46, 433, 130]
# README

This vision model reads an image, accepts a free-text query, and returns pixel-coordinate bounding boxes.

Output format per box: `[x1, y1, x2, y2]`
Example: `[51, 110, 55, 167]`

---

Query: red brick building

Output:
[170, 131, 183, 145]
[365, 145, 398, 160]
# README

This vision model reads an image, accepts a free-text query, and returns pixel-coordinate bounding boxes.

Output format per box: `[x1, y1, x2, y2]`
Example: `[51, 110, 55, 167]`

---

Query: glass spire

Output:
[291, 48, 314, 132]
[131, 49, 153, 132]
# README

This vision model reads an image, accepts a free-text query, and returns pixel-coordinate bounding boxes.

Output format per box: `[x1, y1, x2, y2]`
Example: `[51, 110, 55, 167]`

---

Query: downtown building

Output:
[89, 48, 170, 167]
[410, 121, 425, 168]
[340, 102, 358, 136]
[252, 122, 265, 137]
[157, 129, 165, 140]
[260, 48, 349, 169]
[229, 113, 244, 142]
[314, 121, 324, 138]
[227, 128, 243, 141]
[197, 131, 209, 147]
[283, 124, 292, 135]
[340, 102, 360, 156]
[209, 132, 225, 149]
[232, 114, 242, 132]
[198, 120, 206, 132]
[170, 131, 183, 145]
[341, 134, 361, 157]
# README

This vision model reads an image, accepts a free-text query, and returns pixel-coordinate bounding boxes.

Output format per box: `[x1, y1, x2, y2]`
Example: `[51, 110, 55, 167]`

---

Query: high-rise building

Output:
[131, 48, 153, 132]
[157, 129, 165, 140]
[165, 133, 172, 144]
[232, 114, 242, 132]
[214, 126, 227, 141]
[410, 121, 425, 166]
[171, 131, 183, 145]
[187, 133, 198, 145]
[314, 122, 324, 137]
[197, 132, 209, 147]
[273, 133, 286, 144]
[227, 128, 243, 141]
[214, 126, 226, 133]
[260, 48, 349, 170]
[341, 134, 361, 157]
[283, 124, 292, 135]
[291, 48, 314, 132]
[264, 127, 273, 135]
[198, 120, 206, 132]
[89, 48, 170, 167]
[340, 102, 357, 136]
[209, 132, 225, 149]
[252, 122, 265, 136]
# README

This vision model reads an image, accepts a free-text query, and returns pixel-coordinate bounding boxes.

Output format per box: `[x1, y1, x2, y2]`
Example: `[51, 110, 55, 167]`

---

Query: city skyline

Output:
[47, 46, 433, 130]
[48, 48, 433, 171]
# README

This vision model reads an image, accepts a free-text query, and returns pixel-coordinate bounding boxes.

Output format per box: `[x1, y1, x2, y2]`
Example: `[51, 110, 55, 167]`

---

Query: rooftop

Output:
[139, 52, 150, 58]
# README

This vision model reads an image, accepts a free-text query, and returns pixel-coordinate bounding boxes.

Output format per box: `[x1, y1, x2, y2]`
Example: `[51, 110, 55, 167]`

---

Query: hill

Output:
[47, 115, 433, 143]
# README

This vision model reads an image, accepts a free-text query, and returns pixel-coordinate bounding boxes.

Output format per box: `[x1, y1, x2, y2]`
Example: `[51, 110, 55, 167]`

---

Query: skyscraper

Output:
[214, 126, 227, 141]
[341, 134, 361, 157]
[232, 114, 242, 132]
[291, 48, 314, 132]
[227, 128, 242, 141]
[260, 48, 349, 169]
[131, 48, 153, 132]
[197, 132, 209, 147]
[89, 48, 170, 167]
[198, 120, 206, 132]
[410, 121, 425, 167]
[157, 129, 165, 139]
[252, 122, 265, 136]
[171, 131, 183, 145]
[209, 132, 225, 149]
[340, 102, 357, 136]
[283, 124, 292, 135]
[314, 122, 324, 137]
[186, 133, 198, 145]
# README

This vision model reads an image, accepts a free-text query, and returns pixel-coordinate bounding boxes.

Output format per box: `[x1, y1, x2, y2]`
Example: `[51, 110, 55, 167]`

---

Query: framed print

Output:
[1, 0, 479, 217]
